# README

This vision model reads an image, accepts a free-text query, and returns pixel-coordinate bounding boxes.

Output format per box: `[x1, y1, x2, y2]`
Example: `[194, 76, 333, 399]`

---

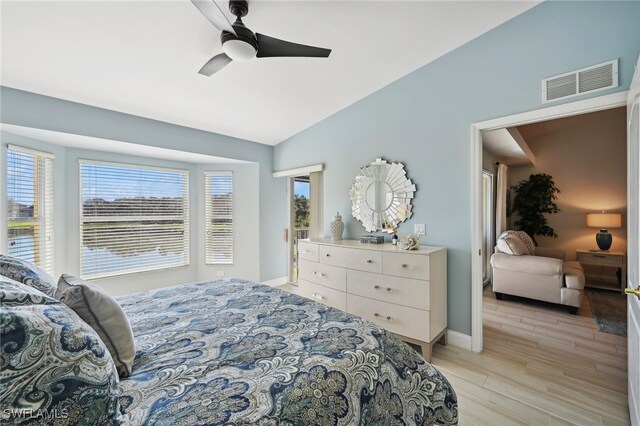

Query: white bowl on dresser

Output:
[297, 238, 447, 361]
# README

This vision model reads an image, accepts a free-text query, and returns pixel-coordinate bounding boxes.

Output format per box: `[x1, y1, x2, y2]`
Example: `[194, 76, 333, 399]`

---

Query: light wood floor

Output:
[430, 287, 629, 426]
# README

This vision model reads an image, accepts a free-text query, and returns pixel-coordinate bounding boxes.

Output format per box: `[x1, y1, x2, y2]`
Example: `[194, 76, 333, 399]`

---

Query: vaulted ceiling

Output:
[1, 1, 538, 145]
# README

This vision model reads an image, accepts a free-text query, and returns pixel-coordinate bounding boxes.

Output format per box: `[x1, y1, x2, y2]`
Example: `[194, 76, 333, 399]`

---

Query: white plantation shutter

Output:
[205, 171, 233, 264]
[6, 145, 55, 275]
[80, 160, 189, 279]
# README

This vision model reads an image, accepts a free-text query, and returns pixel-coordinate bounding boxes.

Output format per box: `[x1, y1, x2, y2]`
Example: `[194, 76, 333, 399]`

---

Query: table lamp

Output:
[586, 211, 621, 250]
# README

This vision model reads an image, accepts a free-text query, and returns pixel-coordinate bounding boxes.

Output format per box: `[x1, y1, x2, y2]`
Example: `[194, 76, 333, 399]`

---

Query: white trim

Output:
[262, 276, 288, 287]
[272, 164, 323, 178]
[7, 144, 55, 159]
[78, 158, 189, 173]
[446, 330, 472, 351]
[470, 91, 628, 353]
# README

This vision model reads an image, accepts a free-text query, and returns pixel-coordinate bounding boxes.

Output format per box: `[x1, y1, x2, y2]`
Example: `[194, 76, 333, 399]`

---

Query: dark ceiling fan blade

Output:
[198, 53, 233, 76]
[191, 0, 236, 36]
[255, 33, 331, 58]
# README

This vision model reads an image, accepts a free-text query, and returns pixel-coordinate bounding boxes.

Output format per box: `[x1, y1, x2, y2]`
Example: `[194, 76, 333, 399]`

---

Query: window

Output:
[80, 161, 189, 279]
[6, 145, 55, 275]
[205, 171, 233, 264]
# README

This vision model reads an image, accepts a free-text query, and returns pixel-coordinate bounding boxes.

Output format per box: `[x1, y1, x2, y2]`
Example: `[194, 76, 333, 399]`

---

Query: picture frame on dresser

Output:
[298, 238, 447, 361]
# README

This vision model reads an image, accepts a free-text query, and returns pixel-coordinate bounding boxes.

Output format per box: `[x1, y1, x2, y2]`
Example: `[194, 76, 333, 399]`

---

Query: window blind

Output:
[7, 145, 55, 275]
[80, 161, 189, 279]
[205, 171, 233, 264]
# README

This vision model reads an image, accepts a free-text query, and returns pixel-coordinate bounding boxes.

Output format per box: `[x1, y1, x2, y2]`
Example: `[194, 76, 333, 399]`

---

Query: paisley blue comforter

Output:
[115, 279, 457, 425]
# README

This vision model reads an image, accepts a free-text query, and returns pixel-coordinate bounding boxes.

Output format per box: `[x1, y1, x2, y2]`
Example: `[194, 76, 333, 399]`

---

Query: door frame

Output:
[470, 91, 628, 352]
[481, 169, 494, 287]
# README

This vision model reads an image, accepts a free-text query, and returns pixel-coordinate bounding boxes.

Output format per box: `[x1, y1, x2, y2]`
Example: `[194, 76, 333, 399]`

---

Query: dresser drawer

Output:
[299, 260, 346, 292]
[319, 245, 382, 273]
[347, 270, 430, 310]
[383, 252, 429, 280]
[577, 252, 624, 267]
[298, 241, 319, 262]
[347, 294, 430, 342]
[300, 280, 347, 311]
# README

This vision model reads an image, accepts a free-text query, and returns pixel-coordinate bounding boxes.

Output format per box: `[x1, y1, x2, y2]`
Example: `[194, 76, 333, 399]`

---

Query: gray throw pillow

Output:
[56, 274, 136, 377]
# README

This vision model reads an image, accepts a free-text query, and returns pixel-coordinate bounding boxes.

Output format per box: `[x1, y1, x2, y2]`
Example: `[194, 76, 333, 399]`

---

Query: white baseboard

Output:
[262, 276, 288, 287]
[447, 330, 472, 351]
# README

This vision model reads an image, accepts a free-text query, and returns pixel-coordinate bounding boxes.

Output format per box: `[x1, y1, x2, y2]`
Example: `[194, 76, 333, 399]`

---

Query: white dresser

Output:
[298, 238, 447, 360]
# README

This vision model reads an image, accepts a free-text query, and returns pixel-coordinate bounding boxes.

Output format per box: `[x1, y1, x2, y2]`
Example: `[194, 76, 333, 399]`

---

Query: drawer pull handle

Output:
[374, 313, 392, 321]
[325, 253, 330, 257]
[374, 285, 380, 289]
[386, 287, 392, 292]
[593, 254, 606, 258]
[311, 293, 325, 301]
[401, 264, 408, 268]
[312, 271, 326, 277]
[366, 259, 373, 263]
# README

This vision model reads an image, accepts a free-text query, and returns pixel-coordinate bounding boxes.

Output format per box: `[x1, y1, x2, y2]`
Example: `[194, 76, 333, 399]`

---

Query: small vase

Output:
[329, 212, 344, 240]
[392, 234, 398, 245]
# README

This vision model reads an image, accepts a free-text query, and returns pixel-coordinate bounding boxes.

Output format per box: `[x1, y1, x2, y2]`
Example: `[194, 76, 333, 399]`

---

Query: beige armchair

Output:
[491, 236, 585, 314]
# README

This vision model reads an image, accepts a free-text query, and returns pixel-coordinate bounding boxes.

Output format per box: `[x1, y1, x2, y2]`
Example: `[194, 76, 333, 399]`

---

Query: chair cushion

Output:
[0, 276, 120, 425]
[57, 274, 136, 377]
[0, 254, 57, 297]
[496, 233, 530, 255]
[564, 261, 585, 290]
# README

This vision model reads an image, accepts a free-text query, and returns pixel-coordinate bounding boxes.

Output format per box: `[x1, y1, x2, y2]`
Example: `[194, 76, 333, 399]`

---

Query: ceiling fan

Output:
[191, 0, 332, 76]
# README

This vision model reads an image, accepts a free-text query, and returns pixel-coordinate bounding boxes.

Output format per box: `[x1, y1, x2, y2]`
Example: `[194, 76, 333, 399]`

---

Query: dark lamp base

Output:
[595, 229, 612, 251]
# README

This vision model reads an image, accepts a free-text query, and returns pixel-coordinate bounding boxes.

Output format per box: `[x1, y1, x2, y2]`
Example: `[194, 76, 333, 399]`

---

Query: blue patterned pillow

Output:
[0, 279, 120, 425]
[0, 254, 57, 298]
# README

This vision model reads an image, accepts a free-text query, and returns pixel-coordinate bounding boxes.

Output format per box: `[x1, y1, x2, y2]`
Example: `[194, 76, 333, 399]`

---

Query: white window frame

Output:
[79, 159, 190, 279]
[6, 144, 55, 275]
[205, 171, 233, 265]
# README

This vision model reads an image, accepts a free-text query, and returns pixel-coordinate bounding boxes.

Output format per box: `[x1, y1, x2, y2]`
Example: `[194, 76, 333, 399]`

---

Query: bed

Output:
[115, 278, 458, 425]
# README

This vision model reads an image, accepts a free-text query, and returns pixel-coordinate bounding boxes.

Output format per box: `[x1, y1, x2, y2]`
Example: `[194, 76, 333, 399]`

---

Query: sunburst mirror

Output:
[349, 158, 416, 233]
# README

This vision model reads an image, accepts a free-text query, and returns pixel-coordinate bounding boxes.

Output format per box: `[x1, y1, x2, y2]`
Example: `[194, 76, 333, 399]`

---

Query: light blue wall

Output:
[0, 88, 288, 282]
[274, 1, 640, 334]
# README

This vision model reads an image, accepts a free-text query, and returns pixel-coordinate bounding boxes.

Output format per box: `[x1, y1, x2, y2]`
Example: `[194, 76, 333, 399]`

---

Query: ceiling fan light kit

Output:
[192, 0, 331, 76]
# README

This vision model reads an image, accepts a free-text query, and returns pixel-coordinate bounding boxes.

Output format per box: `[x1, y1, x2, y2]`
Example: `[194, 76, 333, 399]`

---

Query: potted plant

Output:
[510, 173, 560, 245]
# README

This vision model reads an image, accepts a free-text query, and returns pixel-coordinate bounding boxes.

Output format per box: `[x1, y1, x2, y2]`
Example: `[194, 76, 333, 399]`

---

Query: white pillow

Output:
[497, 234, 530, 255]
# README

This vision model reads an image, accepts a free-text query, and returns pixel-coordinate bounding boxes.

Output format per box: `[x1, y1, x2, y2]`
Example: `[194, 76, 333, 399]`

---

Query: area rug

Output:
[586, 289, 627, 337]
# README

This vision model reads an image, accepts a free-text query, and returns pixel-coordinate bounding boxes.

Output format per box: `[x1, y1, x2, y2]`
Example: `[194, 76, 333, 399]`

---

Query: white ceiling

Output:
[1, 1, 538, 145]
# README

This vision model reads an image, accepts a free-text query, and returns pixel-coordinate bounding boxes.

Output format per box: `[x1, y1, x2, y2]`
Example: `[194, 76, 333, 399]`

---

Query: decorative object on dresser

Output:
[329, 211, 344, 240]
[586, 211, 622, 250]
[349, 158, 416, 233]
[298, 238, 447, 361]
[360, 235, 384, 244]
[576, 249, 626, 293]
[398, 234, 420, 250]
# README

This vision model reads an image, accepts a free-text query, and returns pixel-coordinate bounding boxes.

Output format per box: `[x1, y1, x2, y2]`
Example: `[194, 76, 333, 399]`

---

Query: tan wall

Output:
[508, 109, 627, 262]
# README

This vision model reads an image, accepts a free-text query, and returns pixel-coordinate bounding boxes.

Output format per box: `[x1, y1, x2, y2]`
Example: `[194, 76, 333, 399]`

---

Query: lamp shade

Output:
[586, 212, 621, 228]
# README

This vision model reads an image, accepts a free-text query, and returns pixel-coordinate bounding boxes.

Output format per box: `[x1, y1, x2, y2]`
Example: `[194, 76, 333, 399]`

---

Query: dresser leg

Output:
[421, 342, 432, 362]
[438, 331, 448, 346]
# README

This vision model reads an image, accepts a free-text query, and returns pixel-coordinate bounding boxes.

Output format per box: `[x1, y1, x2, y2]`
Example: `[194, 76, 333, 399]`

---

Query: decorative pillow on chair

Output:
[0, 254, 57, 297]
[0, 277, 120, 425]
[497, 233, 530, 255]
[57, 274, 136, 377]
[498, 230, 535, 255]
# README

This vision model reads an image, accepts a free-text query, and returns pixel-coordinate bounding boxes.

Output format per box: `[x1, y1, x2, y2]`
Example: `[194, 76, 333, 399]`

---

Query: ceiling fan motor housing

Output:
[221, 18, 257, 61]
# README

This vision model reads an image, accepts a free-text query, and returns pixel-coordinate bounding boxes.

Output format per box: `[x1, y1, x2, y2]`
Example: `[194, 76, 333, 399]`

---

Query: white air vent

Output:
[542, 59, 618, 103]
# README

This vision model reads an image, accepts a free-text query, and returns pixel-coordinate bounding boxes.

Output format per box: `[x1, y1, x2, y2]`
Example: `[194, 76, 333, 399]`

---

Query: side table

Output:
[576, 249, 626, 293]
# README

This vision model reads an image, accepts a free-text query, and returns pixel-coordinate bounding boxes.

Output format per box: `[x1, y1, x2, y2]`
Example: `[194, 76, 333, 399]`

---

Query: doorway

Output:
[470, 92, 629, 352]
[287, 171, 322, 285]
